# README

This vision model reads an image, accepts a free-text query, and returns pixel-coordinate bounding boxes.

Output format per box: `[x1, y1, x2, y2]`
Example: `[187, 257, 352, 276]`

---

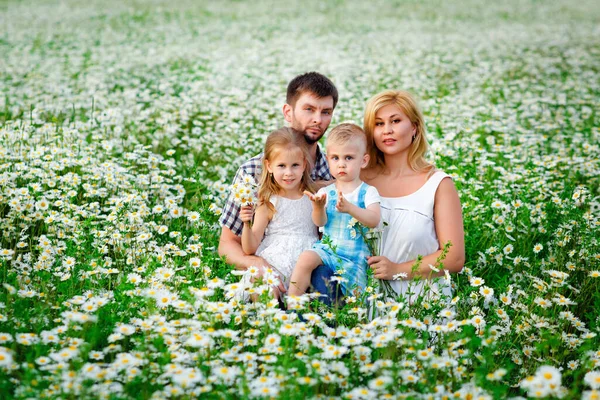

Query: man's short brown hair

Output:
[286, 72, 338, 109]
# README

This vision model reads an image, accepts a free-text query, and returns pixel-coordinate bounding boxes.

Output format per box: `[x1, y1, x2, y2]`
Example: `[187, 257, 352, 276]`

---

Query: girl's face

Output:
[373, 104, 416, 156]
[265, 147, 306, 194]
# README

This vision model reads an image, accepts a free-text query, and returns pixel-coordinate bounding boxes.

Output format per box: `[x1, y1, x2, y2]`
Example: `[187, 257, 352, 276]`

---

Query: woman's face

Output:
[373, 104, 416, 156]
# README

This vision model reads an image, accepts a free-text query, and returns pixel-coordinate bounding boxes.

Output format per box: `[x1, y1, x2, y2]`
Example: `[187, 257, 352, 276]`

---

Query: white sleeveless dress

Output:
[380, 171, 453, 304]
[256, 195, 319, 288]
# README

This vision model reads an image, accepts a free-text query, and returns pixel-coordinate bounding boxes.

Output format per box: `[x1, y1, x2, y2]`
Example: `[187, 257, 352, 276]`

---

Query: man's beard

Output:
[303, 132, 320, 145]
[303, 128, 324, 145]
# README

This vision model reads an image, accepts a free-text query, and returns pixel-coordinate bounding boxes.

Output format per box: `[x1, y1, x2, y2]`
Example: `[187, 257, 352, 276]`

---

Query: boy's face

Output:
[283, 92, 334, 145]
[326, 141, 369, 182]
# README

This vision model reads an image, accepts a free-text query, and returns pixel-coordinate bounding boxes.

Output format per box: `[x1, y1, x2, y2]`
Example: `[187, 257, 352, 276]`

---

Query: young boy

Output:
[288, 123, 381, 299]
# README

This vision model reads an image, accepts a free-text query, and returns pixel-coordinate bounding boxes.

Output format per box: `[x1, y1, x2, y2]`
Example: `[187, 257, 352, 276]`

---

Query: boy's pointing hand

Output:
[336, 190, 352, 213]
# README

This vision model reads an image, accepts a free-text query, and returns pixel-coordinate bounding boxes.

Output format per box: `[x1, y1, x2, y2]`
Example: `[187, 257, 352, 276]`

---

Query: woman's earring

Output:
[412, 134, 417, 143]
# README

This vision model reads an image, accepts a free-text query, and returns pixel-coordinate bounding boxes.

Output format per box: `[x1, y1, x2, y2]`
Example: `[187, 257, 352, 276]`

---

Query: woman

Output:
[361, 90, 465, 302]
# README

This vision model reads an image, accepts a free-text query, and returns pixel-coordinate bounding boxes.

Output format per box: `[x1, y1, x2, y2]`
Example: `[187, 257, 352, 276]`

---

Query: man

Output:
[218, 72, 340, 303]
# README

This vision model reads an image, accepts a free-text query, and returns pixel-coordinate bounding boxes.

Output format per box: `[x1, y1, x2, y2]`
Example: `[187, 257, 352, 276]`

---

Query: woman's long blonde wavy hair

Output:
[363, 90, 433, 174]
[258, 127, 316, 218]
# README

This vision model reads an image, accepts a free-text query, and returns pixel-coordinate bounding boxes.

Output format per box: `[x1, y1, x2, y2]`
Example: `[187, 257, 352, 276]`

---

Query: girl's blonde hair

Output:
[363, 90, 433, 173]
[258, 127, 316, 217]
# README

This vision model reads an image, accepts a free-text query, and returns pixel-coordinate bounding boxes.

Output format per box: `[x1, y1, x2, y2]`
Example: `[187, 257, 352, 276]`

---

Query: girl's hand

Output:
[367, 256, 398, 280]
[239, 204, 254, 223]
[304, 191, 326, 208]
[335, 190, 353, 213]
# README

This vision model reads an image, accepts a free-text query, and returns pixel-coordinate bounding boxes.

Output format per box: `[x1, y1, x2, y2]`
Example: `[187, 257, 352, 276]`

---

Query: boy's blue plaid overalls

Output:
[311, 182, 371, 296]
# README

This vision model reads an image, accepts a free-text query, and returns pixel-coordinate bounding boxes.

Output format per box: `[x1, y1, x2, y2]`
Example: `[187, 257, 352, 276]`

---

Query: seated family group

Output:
[218, 72, 465, 306]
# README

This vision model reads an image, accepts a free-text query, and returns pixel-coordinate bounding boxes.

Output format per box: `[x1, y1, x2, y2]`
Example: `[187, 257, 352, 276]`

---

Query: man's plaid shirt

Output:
[219, 145, 332, 236]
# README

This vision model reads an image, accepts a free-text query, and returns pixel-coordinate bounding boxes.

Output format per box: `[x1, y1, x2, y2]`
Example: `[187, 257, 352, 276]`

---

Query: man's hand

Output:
[253, 265, 286, 297]
[271, 285, 286, 300]
[239, 204, 254, 223]
[246, 256, 272, 270]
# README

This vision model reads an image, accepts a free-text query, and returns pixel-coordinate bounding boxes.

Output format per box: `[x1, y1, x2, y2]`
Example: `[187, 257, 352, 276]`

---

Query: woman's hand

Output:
[367, 255, 399, 280]
[304, 191, 327, 209]
[239, 204, 254, 223]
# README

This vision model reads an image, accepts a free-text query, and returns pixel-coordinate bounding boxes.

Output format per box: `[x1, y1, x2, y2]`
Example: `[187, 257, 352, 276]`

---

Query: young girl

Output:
[240, 127, 319, 294]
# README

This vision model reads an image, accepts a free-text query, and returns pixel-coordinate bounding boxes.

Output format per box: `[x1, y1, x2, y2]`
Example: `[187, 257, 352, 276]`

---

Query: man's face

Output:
[284, 92, 334, 145]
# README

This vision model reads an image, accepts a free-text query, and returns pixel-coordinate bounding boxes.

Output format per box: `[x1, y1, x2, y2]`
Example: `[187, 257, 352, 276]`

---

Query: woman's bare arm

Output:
[368, 178, 465, 279]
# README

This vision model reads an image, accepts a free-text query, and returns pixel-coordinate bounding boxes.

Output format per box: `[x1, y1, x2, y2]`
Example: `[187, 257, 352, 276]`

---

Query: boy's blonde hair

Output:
[258, 127, 316, 217]
[363, 90, 433, 173]
[326, 123, 367, 154]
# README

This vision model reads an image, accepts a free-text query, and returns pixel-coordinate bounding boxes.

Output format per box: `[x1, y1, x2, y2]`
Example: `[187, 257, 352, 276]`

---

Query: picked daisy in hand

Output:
[230, 173, 258, 206]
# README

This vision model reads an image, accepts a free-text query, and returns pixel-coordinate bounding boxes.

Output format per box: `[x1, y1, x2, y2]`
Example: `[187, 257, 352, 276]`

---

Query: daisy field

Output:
[0, 0, 599, 398]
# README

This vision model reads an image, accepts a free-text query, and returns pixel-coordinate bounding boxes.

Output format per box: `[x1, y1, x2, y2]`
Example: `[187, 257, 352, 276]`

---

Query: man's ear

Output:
[282, 103, 293, 123]
[361, 153, 370, 168]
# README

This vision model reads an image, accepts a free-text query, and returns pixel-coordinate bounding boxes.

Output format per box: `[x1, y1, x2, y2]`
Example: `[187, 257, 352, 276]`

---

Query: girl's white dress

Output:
[380, 171, 453, 304]
[256, 195, 319, 288]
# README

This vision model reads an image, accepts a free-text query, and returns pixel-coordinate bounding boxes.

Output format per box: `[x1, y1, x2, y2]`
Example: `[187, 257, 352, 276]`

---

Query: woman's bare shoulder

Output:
[435, 176, 459, 200]
[361, 167, 384, 184]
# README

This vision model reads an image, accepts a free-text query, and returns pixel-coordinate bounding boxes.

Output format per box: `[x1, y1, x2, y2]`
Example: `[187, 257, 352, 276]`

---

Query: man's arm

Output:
[218, 226, 271, 270]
